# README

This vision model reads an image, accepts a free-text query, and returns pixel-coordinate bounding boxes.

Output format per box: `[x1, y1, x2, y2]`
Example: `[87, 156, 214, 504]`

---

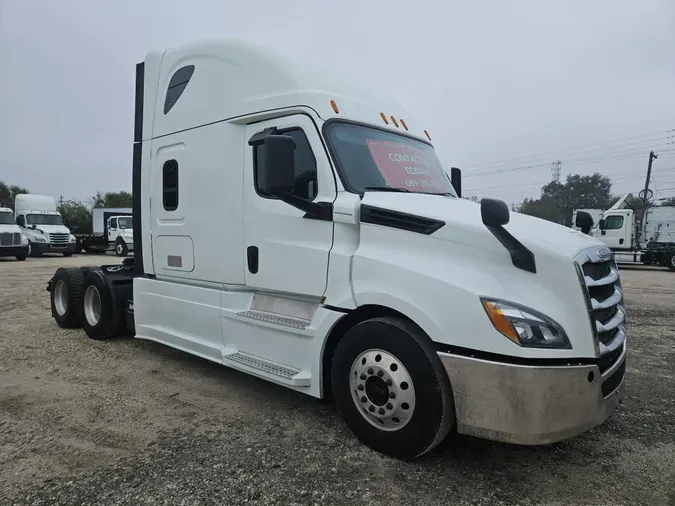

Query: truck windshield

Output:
[27, 214, 63, 226]
[324, 121, 457, 197]
[0, 212, 14, 225]
[118, 217, 132, 229]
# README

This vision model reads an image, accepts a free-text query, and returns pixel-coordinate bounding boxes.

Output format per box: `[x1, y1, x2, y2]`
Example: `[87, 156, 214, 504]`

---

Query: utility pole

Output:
[639, 151, 657, 244]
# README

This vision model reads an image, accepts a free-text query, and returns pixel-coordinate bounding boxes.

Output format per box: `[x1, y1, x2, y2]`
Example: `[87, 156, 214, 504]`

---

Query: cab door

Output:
[108, 217, 117, 242]
[600, 210, 633, 249]
[242, 114, 336, 297]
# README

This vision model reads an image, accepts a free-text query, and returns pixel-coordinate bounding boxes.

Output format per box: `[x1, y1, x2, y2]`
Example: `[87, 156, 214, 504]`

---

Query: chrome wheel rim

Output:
[116, 243, 123, 255]
[54, 280, 68, 316]
[27, 243, 31, 256]
[83, 285, 102, 327]
[671, 255, 675, 268]
[349, 349, 416, 431]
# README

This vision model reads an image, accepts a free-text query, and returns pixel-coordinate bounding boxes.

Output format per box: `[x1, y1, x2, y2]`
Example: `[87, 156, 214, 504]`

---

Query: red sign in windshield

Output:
[366, 140, 452, 194]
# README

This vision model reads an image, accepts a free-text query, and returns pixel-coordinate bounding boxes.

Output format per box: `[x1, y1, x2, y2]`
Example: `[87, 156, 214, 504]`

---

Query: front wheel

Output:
[331, 317, 455, 460]
[115, 240, 128, 257]
[667, 252, 675, 272]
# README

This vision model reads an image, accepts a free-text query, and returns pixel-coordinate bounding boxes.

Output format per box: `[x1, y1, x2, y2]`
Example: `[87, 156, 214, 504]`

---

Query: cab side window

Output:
[253, 129, 317, 201]
[16, 215, 25, 227]
[604, 216, 624, 230]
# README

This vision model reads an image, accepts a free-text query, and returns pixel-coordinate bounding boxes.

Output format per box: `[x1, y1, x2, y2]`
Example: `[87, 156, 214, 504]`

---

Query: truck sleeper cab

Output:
[47, 39, 626, 460]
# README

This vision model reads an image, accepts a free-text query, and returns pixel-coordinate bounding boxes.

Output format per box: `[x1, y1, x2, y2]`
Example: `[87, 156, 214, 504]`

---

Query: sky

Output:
[1, 0, 674, 205]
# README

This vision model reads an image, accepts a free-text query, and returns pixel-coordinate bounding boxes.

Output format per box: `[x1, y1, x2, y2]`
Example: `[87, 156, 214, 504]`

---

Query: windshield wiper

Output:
[363, 186, 411, 193]
[364, 186, 454, 197]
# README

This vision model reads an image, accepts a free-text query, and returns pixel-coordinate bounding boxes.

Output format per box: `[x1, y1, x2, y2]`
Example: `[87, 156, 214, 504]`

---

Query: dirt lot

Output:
[0, 256, 674, 506]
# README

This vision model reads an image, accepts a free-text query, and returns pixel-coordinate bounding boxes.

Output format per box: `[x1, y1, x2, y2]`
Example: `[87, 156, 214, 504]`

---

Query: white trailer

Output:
[74, 207, 133, 256]
[14, 194, 76, 257]
[46, 39, 626, 459]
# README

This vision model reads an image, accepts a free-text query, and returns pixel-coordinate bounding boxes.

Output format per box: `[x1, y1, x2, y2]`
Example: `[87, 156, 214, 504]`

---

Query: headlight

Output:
[69, 235, 76, 242]
[481, 298, 571, 349]
[34, 236, 46, 243]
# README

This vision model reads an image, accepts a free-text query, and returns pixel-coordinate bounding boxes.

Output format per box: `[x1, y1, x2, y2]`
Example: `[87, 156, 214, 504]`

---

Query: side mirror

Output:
[450, 167, 462, 198]
[259, 135, 295, 194]
[598, 218, 606, 231]
[481, 198, 510, 227]
[30, 224, 36, 230]
[574, 211, 594, 235]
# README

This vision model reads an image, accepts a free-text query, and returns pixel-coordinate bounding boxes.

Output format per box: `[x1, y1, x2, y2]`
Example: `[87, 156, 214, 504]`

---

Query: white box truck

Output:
[14, 194, 77, 257]
[45, 39, 626, 459]
[74, 208, 133, 256]
[0, 207, 29, 260]
[575, 194, 675, 270]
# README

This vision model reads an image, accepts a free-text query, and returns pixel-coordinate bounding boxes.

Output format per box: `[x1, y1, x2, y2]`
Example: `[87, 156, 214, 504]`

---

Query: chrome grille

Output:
[49, 233, 69, 246]
[575, 247, 626, 384]
[0, 232, 20, 246]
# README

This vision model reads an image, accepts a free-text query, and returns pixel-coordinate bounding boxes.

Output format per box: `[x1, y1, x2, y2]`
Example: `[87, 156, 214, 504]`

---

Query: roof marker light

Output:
[330, 100, 340, 113]
[400, 119, 409, 130]
[380, 112, 389, 124]
[424, 129, 432, 140]
[390, 116, 399, 128]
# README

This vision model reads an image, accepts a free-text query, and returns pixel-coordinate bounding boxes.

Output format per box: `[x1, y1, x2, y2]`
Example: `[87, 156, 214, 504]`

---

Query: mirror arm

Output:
[485, 225, 537, 274]
[271, 191, 333, 221]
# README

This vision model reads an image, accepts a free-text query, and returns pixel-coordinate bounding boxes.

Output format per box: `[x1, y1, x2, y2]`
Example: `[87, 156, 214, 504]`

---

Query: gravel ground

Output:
[0, 255, 674, 506]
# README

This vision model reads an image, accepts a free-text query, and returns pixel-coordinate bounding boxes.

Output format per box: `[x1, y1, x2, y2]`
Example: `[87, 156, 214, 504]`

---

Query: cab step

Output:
[222, 350, 311, 387]
[236, 309, 310, 330]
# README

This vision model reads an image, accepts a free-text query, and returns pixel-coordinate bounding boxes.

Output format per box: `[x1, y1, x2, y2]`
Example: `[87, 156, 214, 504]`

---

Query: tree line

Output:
[0, 181, 132, 234]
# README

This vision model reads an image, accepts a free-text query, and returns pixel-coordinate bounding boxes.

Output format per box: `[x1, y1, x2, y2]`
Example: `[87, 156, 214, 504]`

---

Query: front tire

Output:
[331, 317, 455, 460]
[50, 267, 85, 328]
[63, 252, 73, 257]
[667, 252, 675, 272]
[15, 255, 27, 261]
[115, 239, 128, 257]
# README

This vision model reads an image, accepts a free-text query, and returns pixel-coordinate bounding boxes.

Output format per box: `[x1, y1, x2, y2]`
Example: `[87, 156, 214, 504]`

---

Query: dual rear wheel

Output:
[50, 266, 125, 339]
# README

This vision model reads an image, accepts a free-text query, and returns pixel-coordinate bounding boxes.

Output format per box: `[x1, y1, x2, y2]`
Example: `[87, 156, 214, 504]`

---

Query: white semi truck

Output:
[74, 208, 133, 256]
[575, 194, 675, 271]
[0, 207, 29, 261]
[46, 39, 626, 459]
[14, 194, 77, 257]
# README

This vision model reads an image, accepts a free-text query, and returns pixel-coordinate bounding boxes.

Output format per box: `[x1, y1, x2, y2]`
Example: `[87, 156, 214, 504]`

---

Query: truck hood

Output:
[360, 192, 603, 260]
[0, 224, 21, 234]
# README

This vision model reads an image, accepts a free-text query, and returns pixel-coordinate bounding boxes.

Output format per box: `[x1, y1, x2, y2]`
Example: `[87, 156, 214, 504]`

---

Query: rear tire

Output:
[331, 316, 455, 460]
[50, 267, 85, 328]
[80, 270, 125, 340]
[15, 255, 26, 261]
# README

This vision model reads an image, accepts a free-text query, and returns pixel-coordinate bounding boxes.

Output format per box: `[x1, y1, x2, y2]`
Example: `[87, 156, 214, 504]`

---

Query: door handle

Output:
[247, 246, 259, 274]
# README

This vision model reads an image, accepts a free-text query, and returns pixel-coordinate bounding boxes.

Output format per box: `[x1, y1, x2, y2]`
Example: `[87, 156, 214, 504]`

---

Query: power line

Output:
[463, 128, 675, 169]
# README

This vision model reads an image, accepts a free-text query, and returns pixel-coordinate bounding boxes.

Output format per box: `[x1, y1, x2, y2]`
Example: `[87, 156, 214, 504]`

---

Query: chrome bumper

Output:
[438, 348, 626, 445]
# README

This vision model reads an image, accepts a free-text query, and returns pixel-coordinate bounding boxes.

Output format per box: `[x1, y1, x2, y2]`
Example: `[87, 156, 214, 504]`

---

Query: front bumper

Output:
[438, 347, 626, 445]
[0, 245, 29, 257]
[31, 241, 77, 254]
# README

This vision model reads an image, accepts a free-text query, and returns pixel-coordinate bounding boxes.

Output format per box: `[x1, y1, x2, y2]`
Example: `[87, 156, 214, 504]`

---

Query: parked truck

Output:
[74, 208, 133, 256]
[14, 194, 77, 257]
[0, 207, 29, 260]
[45, 39, 626, 459]
[575, 194, 675, 271]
